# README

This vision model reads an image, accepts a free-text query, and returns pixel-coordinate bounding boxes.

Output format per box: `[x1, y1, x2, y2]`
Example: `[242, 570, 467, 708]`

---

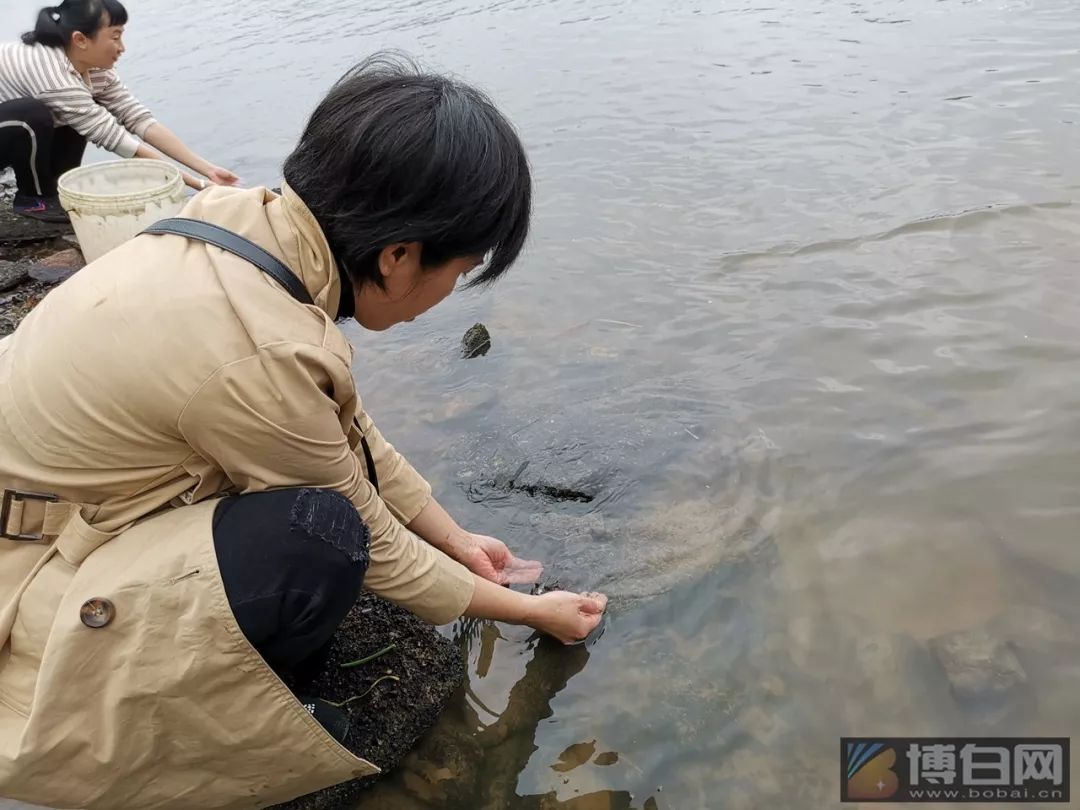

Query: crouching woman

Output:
[0, 54, 606, 809]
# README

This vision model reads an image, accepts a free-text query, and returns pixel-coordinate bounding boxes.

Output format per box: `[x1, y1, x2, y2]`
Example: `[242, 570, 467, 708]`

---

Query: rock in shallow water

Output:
[928, 628, 1031, 727]
[461, 322, 491, 359]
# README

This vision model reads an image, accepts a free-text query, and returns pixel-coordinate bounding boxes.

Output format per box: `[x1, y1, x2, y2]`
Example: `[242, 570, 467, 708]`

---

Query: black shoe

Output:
[297, 694, 351, 744]
[13, 194, 69, 224]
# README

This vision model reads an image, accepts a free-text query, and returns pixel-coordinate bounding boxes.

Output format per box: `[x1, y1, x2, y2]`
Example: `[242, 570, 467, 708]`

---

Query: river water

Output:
[3, 0, 1080, 807]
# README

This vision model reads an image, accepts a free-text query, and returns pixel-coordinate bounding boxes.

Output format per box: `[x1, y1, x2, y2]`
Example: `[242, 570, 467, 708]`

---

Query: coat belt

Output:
[1, 489, 77, 542]
[2, 488, 123, 567]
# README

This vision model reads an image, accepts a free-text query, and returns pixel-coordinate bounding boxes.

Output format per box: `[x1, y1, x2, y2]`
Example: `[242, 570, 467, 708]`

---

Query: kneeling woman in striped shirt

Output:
[0, 0, 238, 223]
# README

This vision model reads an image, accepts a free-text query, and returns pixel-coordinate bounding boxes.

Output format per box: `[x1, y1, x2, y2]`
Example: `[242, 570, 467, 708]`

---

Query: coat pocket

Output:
[0, 551, 75, 715]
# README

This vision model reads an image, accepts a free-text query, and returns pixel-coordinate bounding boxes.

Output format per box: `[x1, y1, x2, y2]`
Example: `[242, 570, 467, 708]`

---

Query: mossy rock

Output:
[270, 593, 466, 809]
[461, 323, 491, 359]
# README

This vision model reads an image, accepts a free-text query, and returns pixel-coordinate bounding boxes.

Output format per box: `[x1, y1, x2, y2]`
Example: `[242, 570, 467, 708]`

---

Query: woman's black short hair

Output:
[22, 0, 128, 48]
[283, 52, 532, 292]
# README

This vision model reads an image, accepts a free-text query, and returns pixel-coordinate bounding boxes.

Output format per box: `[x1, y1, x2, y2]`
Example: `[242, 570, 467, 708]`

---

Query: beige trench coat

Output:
[0, 185, 475, 808]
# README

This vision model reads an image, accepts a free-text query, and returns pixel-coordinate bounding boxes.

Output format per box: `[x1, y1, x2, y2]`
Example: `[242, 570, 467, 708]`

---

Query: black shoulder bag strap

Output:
[142, 217, 380, 494]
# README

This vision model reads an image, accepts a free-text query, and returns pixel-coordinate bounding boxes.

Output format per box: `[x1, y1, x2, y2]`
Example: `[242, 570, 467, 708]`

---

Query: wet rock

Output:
[269, 592, 466, 809]
[0, 279, 54, 337]
[461, 322, 491, 359]
[27, 248, 85, 284]
[989, 604, 1077, 659]
[453, 390, 696, 514]
[0, 205, 73, 245]
[846, 632, 952, 735]
[459, 432, 613, 507]
[0, 261, 29, 292]
[929, 628, 1031, 726]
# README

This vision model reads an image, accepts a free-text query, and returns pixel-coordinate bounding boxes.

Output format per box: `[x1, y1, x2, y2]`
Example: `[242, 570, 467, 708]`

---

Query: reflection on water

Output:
[5, 0, 1080, 805]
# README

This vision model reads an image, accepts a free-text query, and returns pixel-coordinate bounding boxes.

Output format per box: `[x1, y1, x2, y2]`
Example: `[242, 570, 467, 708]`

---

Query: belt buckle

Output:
[1, 489, 58, 541]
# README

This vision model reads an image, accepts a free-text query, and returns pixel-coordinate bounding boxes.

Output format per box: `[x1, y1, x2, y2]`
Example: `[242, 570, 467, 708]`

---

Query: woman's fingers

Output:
[206, 167, 242, 187]
[529, 590, 609, 644]
[580, 592, 608, 615]
[503, 556, 544, 584]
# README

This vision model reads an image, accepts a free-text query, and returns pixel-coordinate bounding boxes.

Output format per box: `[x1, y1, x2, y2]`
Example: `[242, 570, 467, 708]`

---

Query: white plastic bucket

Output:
[58, 159, 187, 263]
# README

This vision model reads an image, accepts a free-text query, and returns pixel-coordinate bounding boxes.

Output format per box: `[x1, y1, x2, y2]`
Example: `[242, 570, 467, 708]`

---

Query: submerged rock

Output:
[854, 633, 929, 710]
[454, 396, 776, 607]
[397, 724, 484, 808]
[928, 628, 1031, 727]
[461, 322, 491, 359]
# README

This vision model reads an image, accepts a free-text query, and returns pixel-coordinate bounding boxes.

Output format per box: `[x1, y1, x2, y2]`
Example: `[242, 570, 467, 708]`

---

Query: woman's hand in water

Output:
[205, 166, 241, 187]
[526, 590, 608, 644]
[459, 532, 544, 586]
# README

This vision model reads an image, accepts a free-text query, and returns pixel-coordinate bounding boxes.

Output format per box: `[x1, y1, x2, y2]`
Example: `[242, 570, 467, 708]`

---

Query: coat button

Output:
[80, 598, 115, 628]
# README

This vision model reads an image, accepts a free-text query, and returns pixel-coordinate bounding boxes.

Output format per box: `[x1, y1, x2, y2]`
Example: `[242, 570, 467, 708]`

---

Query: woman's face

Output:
[73, 23, 125, 70]
[353, 245, 481, 331]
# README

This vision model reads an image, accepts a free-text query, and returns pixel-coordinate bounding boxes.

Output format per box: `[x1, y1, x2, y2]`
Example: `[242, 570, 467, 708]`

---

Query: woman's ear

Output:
[70, 31, 89, 50]
[377, 242, 422, 280]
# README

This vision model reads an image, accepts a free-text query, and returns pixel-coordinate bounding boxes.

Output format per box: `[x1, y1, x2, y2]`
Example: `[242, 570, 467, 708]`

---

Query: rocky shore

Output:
[0, 179, 85, 336]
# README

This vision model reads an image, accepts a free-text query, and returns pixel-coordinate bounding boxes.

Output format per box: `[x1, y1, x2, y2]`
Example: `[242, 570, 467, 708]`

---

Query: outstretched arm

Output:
[136, 123, 239, 189]
[407, 496, 544, 585]
[411, 499, 605, 644]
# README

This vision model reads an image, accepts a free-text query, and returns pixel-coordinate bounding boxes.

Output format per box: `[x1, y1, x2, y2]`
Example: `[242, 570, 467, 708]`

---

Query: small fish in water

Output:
[461, 322, 492, 359]
[529, 579, 562, 596]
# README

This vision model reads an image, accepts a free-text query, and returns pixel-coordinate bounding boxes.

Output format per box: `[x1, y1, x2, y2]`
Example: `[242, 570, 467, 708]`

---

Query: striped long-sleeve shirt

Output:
[0, 42, 156, 158]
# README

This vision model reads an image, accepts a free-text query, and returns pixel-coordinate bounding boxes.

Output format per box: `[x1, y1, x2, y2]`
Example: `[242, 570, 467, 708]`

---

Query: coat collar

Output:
[179, 183, 346, 319]
[269, 183, 344, 320]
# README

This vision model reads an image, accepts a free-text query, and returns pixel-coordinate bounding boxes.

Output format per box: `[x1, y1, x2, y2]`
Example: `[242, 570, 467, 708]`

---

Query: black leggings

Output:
[0, 97, 86, 197]
[212, 488, 370, 675]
